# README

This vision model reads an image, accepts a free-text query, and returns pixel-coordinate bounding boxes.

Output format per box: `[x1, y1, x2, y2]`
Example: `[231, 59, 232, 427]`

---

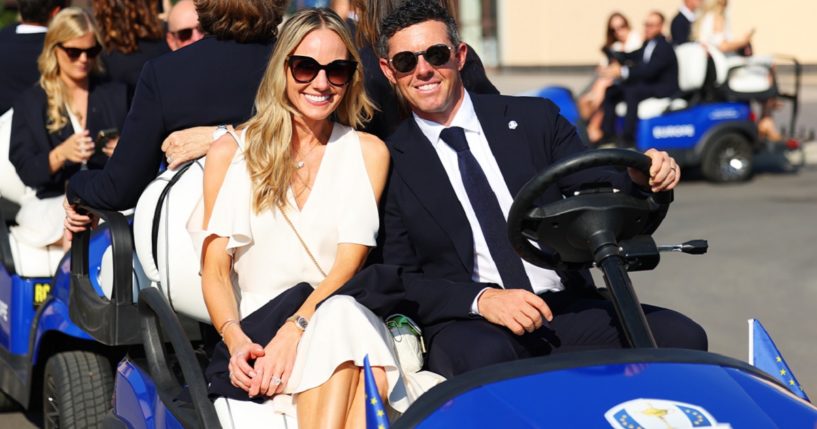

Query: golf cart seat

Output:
[708, 48, 777, 100]
[615, 42, 709, 119]
[134, 160, 210, 322]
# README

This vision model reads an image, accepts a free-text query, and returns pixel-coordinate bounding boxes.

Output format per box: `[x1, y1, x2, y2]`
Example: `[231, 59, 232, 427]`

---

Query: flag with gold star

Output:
[364, 355, 390, 429]
[749, 319, 810, 401]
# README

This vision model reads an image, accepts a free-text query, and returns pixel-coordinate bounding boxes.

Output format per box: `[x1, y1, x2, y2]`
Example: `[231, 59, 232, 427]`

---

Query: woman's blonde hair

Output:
[691, 0, 726, 43]
[38, 7, 105, 133]
[243, 8, 373, 213]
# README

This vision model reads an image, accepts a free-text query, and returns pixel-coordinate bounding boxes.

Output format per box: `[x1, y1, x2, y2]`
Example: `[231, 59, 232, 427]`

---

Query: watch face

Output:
[296, 316, 308, 330]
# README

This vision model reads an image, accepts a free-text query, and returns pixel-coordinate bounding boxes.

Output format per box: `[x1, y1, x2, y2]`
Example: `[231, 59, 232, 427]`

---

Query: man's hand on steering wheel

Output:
[627, 149, 681, 193]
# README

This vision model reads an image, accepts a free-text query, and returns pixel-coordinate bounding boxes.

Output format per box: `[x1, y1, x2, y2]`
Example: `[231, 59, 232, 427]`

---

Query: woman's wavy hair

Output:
[242, 8, 374, 214]
[92, 0, 164, 54]
[195, 0, 287, 43]
[604, 12, 629, 49]
[38, 7, 105, 134]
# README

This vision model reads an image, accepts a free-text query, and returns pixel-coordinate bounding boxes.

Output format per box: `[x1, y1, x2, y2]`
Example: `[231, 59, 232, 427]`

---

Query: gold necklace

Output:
[294, 142, 322, 169]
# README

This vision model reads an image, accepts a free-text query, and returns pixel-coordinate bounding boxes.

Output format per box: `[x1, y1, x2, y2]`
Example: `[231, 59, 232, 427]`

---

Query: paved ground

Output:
[2, 69, 815, 427]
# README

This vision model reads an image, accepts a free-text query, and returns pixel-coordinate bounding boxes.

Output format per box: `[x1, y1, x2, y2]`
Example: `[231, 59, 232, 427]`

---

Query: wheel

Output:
[43, 351, 114, 429]
[701, 132, 753, 182]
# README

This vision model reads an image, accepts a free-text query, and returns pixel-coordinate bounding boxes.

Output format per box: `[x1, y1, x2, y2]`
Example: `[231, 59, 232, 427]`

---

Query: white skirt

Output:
[215, 295, 433, 427]
[10, 194, 64, 247]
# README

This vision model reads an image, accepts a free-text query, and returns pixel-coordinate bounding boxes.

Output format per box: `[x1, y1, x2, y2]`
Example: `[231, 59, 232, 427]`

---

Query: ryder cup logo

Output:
[605, 398, 731, 428]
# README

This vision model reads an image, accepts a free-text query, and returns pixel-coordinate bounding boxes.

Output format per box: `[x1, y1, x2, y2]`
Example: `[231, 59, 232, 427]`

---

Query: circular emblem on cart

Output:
[605, 398, 730, 428]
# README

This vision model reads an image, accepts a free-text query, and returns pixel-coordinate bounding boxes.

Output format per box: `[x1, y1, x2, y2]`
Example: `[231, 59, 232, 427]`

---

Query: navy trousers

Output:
[426, 288, 708, 379]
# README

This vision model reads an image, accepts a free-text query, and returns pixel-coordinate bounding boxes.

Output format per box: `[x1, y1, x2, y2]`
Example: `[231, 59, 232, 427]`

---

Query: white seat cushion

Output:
[729, 65, 773, 93]
[8, 231, 63, 277]
[0, 109, 35, 204]
[675, 43, 709, 92]
[134, 160, 211, 323]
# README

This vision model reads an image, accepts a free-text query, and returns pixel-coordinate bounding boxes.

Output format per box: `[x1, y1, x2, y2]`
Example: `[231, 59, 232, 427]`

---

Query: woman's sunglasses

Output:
[57, 43, 102, 60]
[287, 55, 357, 87]
[171, 25, 203, 42]
[388, 44, 452, 74]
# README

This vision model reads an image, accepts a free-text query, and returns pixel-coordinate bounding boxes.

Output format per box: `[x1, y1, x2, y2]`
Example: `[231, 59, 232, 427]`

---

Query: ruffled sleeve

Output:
[336, 132, 379, 247]
[188, 151, 254, 265]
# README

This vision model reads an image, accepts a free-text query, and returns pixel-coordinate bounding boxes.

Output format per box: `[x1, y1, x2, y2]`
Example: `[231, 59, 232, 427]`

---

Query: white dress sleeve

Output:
[187, 150, 254, 264]
[336, 132, 378, 247]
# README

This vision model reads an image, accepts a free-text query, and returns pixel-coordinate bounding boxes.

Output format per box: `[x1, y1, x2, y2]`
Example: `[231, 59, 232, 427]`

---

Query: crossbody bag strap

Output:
[277, 203, 328, 278]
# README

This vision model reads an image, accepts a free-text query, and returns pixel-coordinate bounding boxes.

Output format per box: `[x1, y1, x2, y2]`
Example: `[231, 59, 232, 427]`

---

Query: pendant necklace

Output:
[295, 142, 321, 169]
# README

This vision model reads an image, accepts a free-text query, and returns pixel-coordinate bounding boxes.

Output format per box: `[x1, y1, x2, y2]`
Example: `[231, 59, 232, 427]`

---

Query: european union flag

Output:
[749, 319, 810, 401]
[364, 355, 390, 429]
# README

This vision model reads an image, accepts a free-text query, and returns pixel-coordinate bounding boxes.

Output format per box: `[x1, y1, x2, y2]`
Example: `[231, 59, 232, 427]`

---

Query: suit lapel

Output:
[471, 93, 538, 197]
[390, 120, 474, 271]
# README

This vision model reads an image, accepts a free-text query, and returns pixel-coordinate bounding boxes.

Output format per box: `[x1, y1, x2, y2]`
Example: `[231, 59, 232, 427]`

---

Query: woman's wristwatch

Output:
[286, 314, 308, 331]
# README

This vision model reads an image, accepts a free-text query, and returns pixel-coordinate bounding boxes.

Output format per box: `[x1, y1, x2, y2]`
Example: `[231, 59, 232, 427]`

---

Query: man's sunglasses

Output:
[57, 43, 102, 60]
[389, 44, 453, 73]
[171, 25, 202, 42]
[287, 55, 357, 86]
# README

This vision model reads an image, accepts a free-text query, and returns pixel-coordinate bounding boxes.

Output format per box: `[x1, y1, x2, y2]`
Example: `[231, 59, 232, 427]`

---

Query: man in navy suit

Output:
[671, 0, 701, 46]
[377, 1, 706, 378]
[64, 0, 287, 232]
[600, 11, 679, 147]
[0, 0, 65, 113]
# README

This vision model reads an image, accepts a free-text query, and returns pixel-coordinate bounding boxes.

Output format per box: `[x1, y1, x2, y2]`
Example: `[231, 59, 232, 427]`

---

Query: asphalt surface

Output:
[1, 69, 815, 427]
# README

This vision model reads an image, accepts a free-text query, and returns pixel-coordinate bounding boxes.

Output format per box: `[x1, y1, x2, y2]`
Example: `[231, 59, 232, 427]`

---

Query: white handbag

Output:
[385, 314, 426, 374]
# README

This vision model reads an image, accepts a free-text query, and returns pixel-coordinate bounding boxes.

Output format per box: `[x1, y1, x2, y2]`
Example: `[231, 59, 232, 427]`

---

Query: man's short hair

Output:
[376, 0, 461, 59]
[650, 10, 666, 24]
[18, 0, 66, 25]
[194, 0, 287, 43]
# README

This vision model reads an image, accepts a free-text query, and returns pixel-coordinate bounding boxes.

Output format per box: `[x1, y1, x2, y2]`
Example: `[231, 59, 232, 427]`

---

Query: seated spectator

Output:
[191, 8, 418, 427]
[165, 0, 204, 51]
[693, 0, 780, 141]
[671, 0, 701, 46]
[599, 11, 679, 147]
[0, 0, 66, 114]
[93, 0, 170, 96]
[578, 12, 642, 144]
[9, 7, 127, 248]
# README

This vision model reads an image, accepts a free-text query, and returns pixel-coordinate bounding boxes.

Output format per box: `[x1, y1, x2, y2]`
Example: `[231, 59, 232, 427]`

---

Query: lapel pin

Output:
[508, 120, 518, 130]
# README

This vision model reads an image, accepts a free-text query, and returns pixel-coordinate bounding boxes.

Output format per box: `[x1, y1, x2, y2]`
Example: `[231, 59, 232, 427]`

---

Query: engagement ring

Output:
[271, 376, 282, 386]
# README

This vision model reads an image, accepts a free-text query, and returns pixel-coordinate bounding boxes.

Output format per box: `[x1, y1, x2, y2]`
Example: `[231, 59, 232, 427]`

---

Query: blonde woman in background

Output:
[193, 8, 417, 429]
[9, 7, 127, 249]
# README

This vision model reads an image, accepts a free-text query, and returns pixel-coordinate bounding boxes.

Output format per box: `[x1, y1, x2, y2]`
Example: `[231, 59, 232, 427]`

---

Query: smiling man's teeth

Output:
[418, 83, 438, 91]
[304, 94, 330, 102]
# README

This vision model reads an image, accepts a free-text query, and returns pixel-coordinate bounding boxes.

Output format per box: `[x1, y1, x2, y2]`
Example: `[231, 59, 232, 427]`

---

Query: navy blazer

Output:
[66, 36, 274, 210]
[381, 93, 634, 339]
[101, 38, 171, 97]
[671, 13, 692, 46]
[0, 25, 45, 113]
[623, 35, 679, 98]
[9, 79, 128, 199]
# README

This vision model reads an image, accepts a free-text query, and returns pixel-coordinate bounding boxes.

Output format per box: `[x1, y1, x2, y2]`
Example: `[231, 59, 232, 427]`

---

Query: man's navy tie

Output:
[439, 126, 533, 291]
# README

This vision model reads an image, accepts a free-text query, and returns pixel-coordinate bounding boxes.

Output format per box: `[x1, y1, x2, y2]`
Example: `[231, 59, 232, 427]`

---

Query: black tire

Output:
[43, 351, 114, 429]
[701, 132, 754, 183]
[0, 390, 19, 411]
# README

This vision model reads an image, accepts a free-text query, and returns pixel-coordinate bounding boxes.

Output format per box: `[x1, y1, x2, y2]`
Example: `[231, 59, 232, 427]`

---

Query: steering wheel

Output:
[507, 149, 673, 271]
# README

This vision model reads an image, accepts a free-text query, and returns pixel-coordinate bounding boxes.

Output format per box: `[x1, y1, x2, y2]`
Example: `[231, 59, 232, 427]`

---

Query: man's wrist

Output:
[470, 287, 492, 316]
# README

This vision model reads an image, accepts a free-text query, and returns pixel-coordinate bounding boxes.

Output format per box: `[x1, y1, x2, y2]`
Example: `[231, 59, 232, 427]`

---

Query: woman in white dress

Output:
[579, 12, 642, 144]
[195, 8, 406, 428]
[693, 0, 781, 142]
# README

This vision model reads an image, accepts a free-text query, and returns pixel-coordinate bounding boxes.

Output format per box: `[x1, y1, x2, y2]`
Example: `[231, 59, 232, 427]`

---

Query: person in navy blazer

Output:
[600, 11, 679, 146]
[377, 1, 706, 378]
[63, 0, 287, 231]
[0, 0, 66, 113]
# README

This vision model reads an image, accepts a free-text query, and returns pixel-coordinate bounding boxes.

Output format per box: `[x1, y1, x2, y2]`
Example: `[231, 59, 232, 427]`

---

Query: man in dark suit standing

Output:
[63, 0, 286, 232]
[377, 1, 706, 379]
[600, 11, 679, 147]
[0, 0, 65, 113]
[671, 0, 701, 46]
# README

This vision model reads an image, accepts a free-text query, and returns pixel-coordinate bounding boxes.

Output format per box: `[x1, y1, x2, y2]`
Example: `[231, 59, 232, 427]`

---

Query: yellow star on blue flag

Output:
[364, 355, 390, 429]
[749, 319, 810, 401]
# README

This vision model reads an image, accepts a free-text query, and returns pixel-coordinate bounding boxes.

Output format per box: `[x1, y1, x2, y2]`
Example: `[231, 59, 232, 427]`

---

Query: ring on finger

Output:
[271, 375, 282, 386]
